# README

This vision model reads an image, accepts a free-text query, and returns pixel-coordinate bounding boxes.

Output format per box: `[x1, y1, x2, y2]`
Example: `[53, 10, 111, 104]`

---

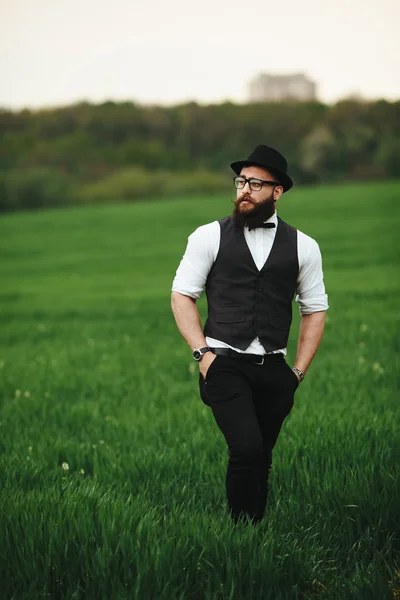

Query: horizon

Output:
[1, 92, 399, 114]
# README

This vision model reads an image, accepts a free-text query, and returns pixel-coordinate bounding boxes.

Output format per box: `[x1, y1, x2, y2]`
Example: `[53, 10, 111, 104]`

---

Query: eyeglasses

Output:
[233, 176, 279, 191]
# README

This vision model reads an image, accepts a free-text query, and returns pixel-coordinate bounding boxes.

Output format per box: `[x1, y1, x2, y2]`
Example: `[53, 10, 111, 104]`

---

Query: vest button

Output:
[258, 288, 262, 292]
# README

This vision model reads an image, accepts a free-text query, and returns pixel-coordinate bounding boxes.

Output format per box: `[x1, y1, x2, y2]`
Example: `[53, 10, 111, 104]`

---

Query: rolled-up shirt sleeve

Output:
[172, 222, 219, 299]
[295, 234, 329, 314]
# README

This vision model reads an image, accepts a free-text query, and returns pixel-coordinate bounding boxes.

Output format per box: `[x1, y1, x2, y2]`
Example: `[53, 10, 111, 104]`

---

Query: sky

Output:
[1, 0, 399, 109]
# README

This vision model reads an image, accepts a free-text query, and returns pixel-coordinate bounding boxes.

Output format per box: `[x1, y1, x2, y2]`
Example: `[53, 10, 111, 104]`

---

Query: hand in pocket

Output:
[199, 353, 218, 381]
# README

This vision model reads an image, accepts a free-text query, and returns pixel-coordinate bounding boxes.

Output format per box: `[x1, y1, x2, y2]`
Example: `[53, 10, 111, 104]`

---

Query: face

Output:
[232, 166, 284, 229]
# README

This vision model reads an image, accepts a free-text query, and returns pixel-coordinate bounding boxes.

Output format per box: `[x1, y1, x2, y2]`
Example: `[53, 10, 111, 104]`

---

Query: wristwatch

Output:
[292, 366, 305, 382]
[192, 347, 211, 361]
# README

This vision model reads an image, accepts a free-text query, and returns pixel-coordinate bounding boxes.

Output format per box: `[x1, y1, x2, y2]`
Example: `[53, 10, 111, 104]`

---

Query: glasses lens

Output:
[234, 177, 245, 188]
[249, 179, 262, 191]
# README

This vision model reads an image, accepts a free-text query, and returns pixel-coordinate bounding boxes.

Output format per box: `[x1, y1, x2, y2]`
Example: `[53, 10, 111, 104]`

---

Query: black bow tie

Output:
[260, 222, 275, 228]
[248, 222, 276, 230]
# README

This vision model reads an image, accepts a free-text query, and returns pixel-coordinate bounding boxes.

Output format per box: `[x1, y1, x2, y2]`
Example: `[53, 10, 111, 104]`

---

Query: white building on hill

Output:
[248, 73, 317, 102]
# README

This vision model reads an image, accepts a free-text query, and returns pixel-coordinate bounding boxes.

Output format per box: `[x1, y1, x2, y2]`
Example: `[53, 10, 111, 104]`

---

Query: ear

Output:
[274, 186, 284, 201]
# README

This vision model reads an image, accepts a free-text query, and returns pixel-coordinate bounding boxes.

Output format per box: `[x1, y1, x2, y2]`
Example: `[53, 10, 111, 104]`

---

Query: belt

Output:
[209, 347, 283, 366]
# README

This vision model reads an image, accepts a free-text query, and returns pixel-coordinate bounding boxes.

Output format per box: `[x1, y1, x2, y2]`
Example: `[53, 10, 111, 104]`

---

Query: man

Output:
[171, 144, 328, 527]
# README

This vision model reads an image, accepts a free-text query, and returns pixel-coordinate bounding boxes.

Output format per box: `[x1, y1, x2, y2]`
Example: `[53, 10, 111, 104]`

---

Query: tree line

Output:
[0, 99, 399, 211]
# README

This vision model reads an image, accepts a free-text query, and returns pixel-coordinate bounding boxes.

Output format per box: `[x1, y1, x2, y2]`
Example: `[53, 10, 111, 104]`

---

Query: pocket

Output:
[204, 354, 220, 382]
[215, 311, 245, 323]
[198, 373, 210, 406]
[288, 365, 300, 390]
[283, 361, 299, 390]
[270, 316, 290, 331]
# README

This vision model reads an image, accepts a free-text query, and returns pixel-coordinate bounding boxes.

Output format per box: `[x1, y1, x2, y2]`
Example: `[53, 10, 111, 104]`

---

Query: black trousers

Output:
[199, 352, 299, 526]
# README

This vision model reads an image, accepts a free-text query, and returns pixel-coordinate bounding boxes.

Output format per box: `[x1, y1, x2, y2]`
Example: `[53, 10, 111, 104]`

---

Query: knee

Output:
[229, 438, 263, 464]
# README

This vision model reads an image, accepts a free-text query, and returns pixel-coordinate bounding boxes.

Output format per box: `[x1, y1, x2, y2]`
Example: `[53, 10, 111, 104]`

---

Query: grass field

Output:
[0, 181, 399, 599]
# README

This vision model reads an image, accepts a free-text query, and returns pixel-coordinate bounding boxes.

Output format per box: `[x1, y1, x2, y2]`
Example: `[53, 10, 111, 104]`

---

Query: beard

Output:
[232, 191, 276, 230]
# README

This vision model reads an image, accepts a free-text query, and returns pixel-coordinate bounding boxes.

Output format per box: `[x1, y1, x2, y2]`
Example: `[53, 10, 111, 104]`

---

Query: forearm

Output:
[294, 311, 326, 375]
[171, 291, 207, 350]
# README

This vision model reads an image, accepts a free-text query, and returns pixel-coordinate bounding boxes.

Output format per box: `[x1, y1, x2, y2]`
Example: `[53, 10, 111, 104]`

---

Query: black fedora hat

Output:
[230, 144, 293, 192]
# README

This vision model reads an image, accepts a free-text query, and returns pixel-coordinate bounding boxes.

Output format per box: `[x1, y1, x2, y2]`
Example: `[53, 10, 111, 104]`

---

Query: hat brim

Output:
[230, 160, 293, 192]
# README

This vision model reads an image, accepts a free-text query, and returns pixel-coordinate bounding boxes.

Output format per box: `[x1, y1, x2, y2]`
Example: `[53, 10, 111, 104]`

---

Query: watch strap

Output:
[292, 366, 305, 382]
[193, 347, 211, 361]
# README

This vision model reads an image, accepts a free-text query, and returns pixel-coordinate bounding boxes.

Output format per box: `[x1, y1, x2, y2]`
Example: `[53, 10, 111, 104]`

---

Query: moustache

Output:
[236, 195, 254, 206]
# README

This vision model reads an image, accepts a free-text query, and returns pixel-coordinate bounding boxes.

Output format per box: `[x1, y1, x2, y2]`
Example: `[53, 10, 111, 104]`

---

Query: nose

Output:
[240, 179, 251, 194]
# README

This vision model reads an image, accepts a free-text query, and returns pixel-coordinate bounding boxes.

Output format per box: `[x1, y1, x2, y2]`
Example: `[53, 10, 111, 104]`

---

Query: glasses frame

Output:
[233, 176, 280, 191]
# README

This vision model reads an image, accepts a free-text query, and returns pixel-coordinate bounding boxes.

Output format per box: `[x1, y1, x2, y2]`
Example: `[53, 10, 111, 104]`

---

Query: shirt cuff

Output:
[171, 285, 201, 300]
[296, 294, 329, 314]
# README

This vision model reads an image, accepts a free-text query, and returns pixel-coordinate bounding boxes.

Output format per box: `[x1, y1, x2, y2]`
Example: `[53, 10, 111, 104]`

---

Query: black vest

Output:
[203, 215, 299, 352]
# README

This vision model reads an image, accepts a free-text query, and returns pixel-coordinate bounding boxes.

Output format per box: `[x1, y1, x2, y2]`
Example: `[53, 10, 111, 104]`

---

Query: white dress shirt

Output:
[172, 211, 329, 355]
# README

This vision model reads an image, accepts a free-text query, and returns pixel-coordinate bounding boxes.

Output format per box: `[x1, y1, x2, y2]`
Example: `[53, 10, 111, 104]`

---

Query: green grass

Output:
[0, 181, 399, 599]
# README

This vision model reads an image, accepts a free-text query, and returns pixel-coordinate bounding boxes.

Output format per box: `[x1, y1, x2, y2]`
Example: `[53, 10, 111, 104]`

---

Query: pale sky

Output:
[1, 0, 399, 109]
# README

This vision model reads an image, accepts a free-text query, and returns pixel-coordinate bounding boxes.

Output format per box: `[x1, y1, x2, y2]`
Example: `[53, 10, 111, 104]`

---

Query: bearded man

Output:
[171, 145, 329, 526]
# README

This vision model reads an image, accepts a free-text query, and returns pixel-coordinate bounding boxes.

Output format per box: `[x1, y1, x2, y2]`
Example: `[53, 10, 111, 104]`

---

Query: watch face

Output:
[193, 350, 201, 361]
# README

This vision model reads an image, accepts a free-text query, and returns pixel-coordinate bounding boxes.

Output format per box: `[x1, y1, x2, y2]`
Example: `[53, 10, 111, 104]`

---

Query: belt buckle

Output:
[254, 355, 264, 366]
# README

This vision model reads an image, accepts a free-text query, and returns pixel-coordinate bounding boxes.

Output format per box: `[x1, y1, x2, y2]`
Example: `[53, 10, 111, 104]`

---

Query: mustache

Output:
[234, 194, 255, 206]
